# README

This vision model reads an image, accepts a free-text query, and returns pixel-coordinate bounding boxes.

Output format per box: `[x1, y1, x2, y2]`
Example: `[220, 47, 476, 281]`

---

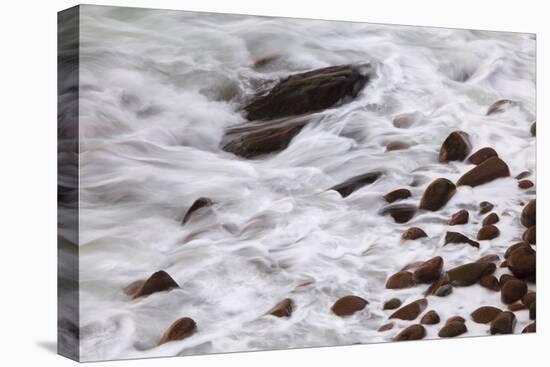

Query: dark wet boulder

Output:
[419, 178, 456, 211]
[468, 147, 498, 165]
[383, 298, 402, 310]
[444, 231, 480, 248]
[434, 284, 453, 297]
[516, 171, 531, 180]
[127, 270, 179, 299]
[158, 317, 197, 345]
[508, 302, 526, 311]
[479, 275, 500, 291]
[330, 172, 382, 197]
[267, 298, 294, 317]
[386, 271, 415, 289]
[413, 256, 444, 284]
[439, 131, 471, 162]
[244, 64, 369, 121]
[456, 157, 510, 187]
[182, 197, 213, 225]
[394, 324, 426, 341]
[507, 245, 536, 279]
[384, 188, 411, 203]
[222, 118, 307, 158]
[518, 180, 534, 189]
[447, 262, 496, 286]
[386, 141, 410, 152]
[479, 201, 494, 214]
[380, 203, 417, 223]
[471, 306, 502, 324]
[482, 213, 499, 226]
[504, 242, 530, 259]
[331, 295, 368, 316]
[389, 299, 427, 320]
[499, 274, 516, 287]
[521, 199, 536, 227]
[501, 278, 528, 304]
[448, 209, 469, 225]
[490, 311, 516, 334]
[523, 322, 536, 333]
[486, 99, 517, 115]
[401, 227, 428, 241]
[438, 322, 467, 338]
[522, 226, 536, 244]
[477, 225, 500, 240]
[378, 322, 394, 332]
[420, 310, 440, 325]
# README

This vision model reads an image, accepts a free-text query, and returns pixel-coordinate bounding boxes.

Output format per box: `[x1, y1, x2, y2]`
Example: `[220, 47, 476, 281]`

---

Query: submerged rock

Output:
[384, 188, 412, 203]
[386, 271, 415, 289]
[421, 310, 440, 325]
[380, 203, 417, 223]
[479, 201, 494, 214]
[244, 64, 369, 120]
[383, 298, 402, 310]
[127, 270, 179, 299]
[158, 317, 197, 345]
[477, 225, 500, 240]
[486, 99, 517, 115]
[182, 197, 213, 225]
[490, 311, 516, 335]
[389, 299, 427, 320]
[419, 178, 456, 211]
[439, 131, 471, 162]
[386, 141, 410, 152]
[222, 118, 308, 158]
[401, 227, 428, 241]
[330, 172, 382, 198]
[518, 179, 534, 189]
[378, 322, 394, 332]
[447, 262, 496, 286]
[471, 306, 502, 324]
[521, 199, 536, 227]
[331, 295, 368, 316]
[394, 324, 426, 341]
[456, 157, 510, 187]
[444, 231, 480, 248]
[468, 147, 498, 165]
[267, 298, 294, 318]
[448, 209, 469, 225]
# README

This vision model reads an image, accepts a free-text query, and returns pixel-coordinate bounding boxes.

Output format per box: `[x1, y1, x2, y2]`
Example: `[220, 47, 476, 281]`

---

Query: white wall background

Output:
[0, 0, 546, 366]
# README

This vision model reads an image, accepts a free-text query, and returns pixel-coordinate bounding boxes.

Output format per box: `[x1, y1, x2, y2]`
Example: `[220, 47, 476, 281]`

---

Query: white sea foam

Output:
[77, 5, 535, 361]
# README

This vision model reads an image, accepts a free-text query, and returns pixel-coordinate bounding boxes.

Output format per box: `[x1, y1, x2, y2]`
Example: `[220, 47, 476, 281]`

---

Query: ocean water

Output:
[76, 5, 536, 361]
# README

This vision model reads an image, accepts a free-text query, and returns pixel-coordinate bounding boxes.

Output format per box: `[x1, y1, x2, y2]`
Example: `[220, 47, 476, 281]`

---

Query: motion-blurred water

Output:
[77, 5, 535, 361]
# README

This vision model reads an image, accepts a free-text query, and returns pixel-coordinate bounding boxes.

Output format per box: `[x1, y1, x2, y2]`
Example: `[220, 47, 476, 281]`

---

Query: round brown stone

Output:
[384, 188, 412, 203]
[419, 178, 456, 211]
[504, 242, 529, 259]
[383, 298, 402, 310]
[490, 311, 516, 335]
[482, 213, 499, 226]
[438, 322, 467, 337]
[479, 201, 494, 214]
[477, 225, 500, 240]
[468, 147, 498, 165]
[507, 245, 536, 279]
[267, 298, 294, 318]
[471, 306, 502, 324]
[394, 324, 426, 341]
[522, 292, 536, 308]
[479, 275, 500, 291]
[401, 227, 428, 241]
[439, 131, 471, 162]
[331, 295, 368, 316]
[420, 310, 440, 325]
[522, 226, 536, 244]
[386, 271, 415, 289]
[413, 256, 444, 284]
[448, 209, 469, 225]
[129, 270, 180, 299]
[378, 322, 394, 332]
[522, 322, 536, 333]
[521, 199, 536, 228]
[518, 180, 534, 189]
[389, 299, 428, 320]
[447, 262, 496, 286]
[456, 157, 510, 187]
[501, 278, 528, 304]
[158, 317, 197, 345]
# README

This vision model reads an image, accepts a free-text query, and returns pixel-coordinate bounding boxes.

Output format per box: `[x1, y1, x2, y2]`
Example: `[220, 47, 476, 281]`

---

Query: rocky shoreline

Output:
[121, 64, 535, 347]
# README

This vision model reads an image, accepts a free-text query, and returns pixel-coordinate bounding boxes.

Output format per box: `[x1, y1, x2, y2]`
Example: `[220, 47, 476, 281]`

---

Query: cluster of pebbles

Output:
[121, 64, 536, 346]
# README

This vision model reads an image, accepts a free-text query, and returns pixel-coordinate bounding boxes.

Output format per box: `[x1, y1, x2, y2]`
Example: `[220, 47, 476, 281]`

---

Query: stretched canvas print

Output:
[58, 4, 536, 362]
